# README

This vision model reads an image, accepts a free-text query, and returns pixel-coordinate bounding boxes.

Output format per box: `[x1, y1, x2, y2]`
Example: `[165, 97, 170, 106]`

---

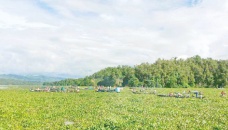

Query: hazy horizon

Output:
[1, 0, 228, 78]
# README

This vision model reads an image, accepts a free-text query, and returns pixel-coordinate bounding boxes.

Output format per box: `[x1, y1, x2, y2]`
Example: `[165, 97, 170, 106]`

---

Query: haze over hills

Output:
[0, 74, 66, 85]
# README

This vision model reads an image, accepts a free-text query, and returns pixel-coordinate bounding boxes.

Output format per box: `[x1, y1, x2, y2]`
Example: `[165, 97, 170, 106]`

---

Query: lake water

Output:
[0, 85, 8, 89]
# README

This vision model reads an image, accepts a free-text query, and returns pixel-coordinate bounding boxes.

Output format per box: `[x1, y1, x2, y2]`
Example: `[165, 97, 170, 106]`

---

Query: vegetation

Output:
[44, 55, 228, 88]
[0, 87, 227, 129]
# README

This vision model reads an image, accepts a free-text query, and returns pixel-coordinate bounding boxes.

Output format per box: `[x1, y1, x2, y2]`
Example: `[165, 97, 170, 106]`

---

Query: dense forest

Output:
[43, 55, 228, 88]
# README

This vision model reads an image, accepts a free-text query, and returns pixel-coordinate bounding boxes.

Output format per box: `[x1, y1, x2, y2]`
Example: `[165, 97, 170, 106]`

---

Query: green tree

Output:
[128, 77, 139, 87]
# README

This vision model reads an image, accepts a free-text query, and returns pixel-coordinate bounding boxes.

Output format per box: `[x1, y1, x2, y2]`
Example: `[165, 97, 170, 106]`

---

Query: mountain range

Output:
[0, 74, 65, 85]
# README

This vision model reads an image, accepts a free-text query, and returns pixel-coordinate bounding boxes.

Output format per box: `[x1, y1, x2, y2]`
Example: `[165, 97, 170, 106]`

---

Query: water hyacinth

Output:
[0, 87, 227, 129]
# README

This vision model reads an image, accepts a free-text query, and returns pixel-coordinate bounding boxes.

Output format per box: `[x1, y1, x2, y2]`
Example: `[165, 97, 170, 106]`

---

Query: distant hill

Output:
[0, 78, 40, 85]
[0, 74, 65, 85]
[45, 55, 228, 88]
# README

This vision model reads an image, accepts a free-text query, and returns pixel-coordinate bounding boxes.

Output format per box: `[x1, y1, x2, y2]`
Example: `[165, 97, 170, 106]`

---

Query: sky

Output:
[0, 0, 228, 78]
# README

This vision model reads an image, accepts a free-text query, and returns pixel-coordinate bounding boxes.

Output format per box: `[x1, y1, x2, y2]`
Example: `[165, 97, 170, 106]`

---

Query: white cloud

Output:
[0, 10, 57, 30]
[0, 0, 228, 77]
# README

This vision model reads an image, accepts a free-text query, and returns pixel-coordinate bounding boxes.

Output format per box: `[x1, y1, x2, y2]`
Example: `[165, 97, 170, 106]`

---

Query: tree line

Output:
[43, 55, 228, 88]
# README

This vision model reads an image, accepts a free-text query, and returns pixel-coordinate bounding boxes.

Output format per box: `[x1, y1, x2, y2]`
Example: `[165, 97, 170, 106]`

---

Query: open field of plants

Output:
[0, 87, 227, 129]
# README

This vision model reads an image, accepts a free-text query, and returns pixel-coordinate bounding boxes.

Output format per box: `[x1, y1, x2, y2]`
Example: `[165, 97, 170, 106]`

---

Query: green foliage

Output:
[128, 77, 139, 87]
[0, 87, 228, 129]
[97, 76, 116, 86]
[44, 56, 228, 88]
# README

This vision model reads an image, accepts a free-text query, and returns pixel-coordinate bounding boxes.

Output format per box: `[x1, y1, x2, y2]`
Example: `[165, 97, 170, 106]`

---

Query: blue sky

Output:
[36, 0, 56, 14]
[0, 0, 228, 78]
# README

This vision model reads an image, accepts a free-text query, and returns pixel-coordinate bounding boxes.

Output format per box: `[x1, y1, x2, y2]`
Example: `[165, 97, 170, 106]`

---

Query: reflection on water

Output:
[0, 85, 40, 90]
[0, 86, 8, 89]
[0, 85, 15, 89]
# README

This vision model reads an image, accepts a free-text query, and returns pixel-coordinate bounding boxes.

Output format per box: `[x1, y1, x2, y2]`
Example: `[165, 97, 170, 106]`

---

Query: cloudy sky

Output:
[0, 0, 228, 78]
